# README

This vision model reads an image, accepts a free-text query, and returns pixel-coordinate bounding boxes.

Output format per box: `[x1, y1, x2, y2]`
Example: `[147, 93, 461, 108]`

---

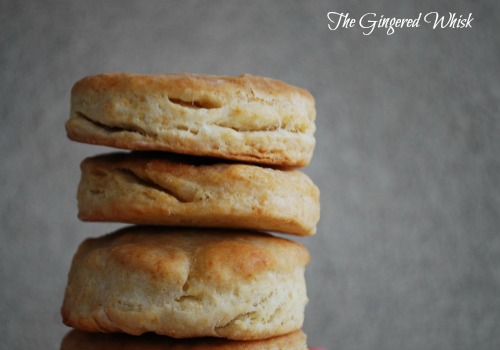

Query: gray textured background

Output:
[1, 1, 499, 349]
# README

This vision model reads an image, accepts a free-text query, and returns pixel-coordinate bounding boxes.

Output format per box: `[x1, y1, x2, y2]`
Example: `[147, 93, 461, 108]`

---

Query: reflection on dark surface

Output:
[60, 329, 308, 349]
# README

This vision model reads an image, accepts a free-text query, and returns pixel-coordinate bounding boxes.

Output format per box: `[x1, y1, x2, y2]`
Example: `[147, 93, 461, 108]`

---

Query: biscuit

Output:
[77, 152, 320, 236]
[65, 73, 316, 167]
[61, 329, 308, 350]
[61, 227, 310, 340]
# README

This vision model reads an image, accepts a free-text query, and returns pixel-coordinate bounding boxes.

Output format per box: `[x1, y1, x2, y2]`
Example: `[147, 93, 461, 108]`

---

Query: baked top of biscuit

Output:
[61, 227, 309, 340]
[77, 152, 320, 235]
[66, 226, 309, 293]
[66, 73, 316, 167]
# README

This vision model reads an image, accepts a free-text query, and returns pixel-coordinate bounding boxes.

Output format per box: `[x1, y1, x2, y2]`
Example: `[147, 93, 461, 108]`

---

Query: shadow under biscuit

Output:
[60, 329, 308, 349]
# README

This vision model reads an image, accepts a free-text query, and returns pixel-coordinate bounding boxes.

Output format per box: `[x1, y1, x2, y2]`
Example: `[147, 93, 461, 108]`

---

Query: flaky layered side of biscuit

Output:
[77, 152, 320, 236]
[61, 227, 310, 340]
[65, 73, 316, 167]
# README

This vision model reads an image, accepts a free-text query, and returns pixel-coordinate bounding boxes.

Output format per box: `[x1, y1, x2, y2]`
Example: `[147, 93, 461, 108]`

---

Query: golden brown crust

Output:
[70, 73, 314, 104]
[77, 152, 320, 236]
[61, 227, 309, 340]
[66, 73, 316, 167]
[61, 329, 308, 350]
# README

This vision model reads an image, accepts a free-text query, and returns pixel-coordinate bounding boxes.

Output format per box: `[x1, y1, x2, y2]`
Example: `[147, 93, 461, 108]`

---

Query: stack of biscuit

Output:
[61, 73, 319, 349]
